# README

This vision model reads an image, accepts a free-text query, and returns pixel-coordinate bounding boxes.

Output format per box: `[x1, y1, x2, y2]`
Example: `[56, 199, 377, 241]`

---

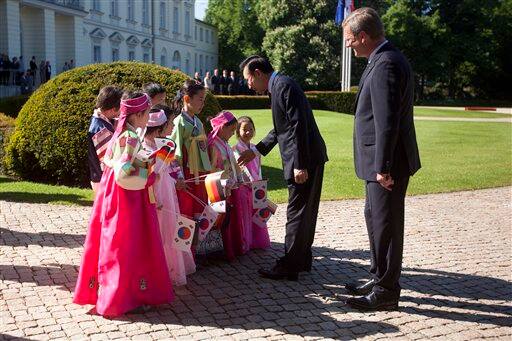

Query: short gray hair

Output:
[342, 7, 384, 39]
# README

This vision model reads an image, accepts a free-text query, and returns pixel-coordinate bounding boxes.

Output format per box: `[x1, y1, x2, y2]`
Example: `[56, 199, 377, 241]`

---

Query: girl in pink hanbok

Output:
[208, 111, 252, 260]
[143, 108, 196, 286]
[232, 116, 271, 249]
[73, 91, 174, 317]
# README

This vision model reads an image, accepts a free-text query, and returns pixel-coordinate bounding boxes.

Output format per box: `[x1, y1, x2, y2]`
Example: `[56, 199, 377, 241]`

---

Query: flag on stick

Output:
[205, 171, 229, 203]
[252, 180, 268, 208]
[197, 204, 219, 242]
[174, 215, 196, 251]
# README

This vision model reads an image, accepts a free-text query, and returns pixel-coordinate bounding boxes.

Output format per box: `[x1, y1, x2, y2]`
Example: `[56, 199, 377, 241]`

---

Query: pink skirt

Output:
[73, 167, 174, 316]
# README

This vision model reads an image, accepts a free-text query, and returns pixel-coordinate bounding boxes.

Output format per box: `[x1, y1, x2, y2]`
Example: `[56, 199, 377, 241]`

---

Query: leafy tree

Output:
[205, 0, 264, 72]
[382, 0, 448, 99]
[257, 0, 342, 89]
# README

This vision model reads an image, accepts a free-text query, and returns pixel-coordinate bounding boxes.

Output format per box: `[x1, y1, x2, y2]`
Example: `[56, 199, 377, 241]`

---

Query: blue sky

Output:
[195, 0, 209, 20]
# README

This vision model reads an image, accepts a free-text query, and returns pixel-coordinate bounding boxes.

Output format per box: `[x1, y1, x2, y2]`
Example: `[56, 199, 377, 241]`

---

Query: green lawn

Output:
[1, 109, 510, 205]
[413, 107, 510, 118]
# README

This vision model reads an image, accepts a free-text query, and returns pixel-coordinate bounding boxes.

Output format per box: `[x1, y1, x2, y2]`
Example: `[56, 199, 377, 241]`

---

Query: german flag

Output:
[205, 171, 228, 203]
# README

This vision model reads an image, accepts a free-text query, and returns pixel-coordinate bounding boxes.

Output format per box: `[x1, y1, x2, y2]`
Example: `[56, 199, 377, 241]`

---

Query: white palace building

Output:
[0, 0, 218, 78]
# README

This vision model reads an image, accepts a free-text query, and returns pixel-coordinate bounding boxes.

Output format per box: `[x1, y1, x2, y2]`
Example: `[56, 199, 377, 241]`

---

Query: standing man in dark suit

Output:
[238, 55, 328, 281]
[341, 8, 421, 311]
[211, 68, 221, 94]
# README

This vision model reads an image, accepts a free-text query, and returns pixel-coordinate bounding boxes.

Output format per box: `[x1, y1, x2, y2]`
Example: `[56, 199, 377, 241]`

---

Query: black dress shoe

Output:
[346, 292, 399, 311]
[345, 279, 376, 296]
[258, 264, 299, 281]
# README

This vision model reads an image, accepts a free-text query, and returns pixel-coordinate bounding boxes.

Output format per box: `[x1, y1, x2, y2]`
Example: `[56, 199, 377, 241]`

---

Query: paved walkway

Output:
[1, 187, 511, 340]
[414, 116, 512, 123]
[416, 106, 512, 114]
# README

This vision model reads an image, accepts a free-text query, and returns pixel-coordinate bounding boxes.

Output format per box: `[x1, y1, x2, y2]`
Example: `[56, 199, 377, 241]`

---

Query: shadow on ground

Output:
[0, 227, 85, 248]
[2, 238, 511, 337]
[0, 191, 92, 206]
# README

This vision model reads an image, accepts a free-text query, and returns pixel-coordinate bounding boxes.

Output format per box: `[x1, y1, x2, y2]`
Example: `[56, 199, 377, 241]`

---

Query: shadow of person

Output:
[0, 227, 84, 248]
[306, 246, 512, 328]
[0, 263, 77, 292]
[0, 192, 92, 206]
[3, 242, 511, 337]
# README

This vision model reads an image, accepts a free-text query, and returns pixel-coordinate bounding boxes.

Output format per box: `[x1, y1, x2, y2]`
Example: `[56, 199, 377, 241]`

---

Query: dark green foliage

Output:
[4, 62, 221, 187]
[216, 96, 271, 110]
[0, 95, 30, 118]
[306, 91, 357, 114]
[216, 91, 356, 114]
[0, 113, 15, 174]
[205, 0, 264, 71]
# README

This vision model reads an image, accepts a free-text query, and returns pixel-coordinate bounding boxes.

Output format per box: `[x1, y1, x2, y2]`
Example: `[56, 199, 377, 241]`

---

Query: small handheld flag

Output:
[252, 180, 268, 208]
[205, 171, 229, 203]
[197, 204, 219, 242]
[174, 214, 196, 252]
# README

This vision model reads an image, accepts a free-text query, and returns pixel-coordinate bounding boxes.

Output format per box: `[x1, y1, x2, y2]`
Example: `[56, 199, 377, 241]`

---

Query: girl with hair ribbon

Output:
[143, 108, 196, 286]
[74, 91, 174, 317]
[208, 111, 252, 260]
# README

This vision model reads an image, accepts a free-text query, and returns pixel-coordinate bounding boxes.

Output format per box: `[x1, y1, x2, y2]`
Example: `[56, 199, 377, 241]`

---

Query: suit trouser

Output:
[281, 164, 324, 272]
[365, 177, 409, 297]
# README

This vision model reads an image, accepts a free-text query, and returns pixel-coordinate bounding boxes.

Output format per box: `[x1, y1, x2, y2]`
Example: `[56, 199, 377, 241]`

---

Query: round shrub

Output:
[4, 61, 221, 187]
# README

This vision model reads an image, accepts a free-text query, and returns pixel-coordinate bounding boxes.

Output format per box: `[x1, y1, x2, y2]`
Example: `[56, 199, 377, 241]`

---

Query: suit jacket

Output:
[354, 41, 421, 181]
[256, 73, 328, 181]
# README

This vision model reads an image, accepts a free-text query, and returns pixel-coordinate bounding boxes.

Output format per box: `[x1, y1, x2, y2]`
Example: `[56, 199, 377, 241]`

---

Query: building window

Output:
[172, 51, 181, 70]
[110, 0, 118, 17]
[185, 11, 190, 36]
[199, 54, 203, 75]
[161, 55, 166, 67]
[143, 52, 150, 63]
[93, 45, 101, 63]
[173, 7, 179, 33]
[142, 0, 149, 25]
[186, 59, 190, 75]
[112, 48, 119, 61]
[194, 53, 197, 72]
[206, 30, 210, 43]
[200, 28, 203, 42]
[211, 56, 214, 69]
[127, 0, 134, 21]
[160, 2, 166, 28]
[128, 50, 135, 60]
[92, 0, 101, 11]
[195, 26, 197, 40]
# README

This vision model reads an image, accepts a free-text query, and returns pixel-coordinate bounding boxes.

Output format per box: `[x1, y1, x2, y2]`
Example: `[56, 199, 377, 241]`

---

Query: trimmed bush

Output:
[4, 62, 221, 187]
[0, 112, 15, 174]
[0, 95, 30, 118]
[305, 91, 357, 115]
[216, 95, 270, 110]
[216, 91, 357, 115]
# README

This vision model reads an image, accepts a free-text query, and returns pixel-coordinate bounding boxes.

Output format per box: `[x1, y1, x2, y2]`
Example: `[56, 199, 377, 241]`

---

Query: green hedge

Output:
[0, 112, 15, 174]
[0, 95, 30, 118]
[217, 91, 357, 115]
[4, 62, 221, 187]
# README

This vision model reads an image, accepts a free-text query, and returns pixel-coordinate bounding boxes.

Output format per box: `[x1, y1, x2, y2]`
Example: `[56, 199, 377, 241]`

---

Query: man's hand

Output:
[376, 173, 394, 191]
[294, 169, 308, 184]
[237, 149, 256, 167]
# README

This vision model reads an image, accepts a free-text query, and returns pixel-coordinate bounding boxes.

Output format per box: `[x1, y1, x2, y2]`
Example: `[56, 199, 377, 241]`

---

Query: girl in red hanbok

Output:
[73, 91, 174, 317]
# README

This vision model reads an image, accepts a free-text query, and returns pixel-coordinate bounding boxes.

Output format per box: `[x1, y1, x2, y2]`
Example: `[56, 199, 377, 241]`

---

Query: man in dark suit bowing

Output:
[238, 55, 328, 281]
[342, 7, 421, 311]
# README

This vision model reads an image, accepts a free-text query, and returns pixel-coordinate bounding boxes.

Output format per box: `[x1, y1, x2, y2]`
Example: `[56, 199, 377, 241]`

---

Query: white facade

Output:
[0, 0, 218, 77]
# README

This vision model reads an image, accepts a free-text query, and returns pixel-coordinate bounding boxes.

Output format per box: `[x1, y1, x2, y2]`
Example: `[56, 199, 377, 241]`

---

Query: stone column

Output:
[43, 8, 56, 78]
[0, 0, 21, 58]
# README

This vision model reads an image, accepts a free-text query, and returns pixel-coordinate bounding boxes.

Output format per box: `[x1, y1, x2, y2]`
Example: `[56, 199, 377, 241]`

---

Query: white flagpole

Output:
[341, 33, 347, 91]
